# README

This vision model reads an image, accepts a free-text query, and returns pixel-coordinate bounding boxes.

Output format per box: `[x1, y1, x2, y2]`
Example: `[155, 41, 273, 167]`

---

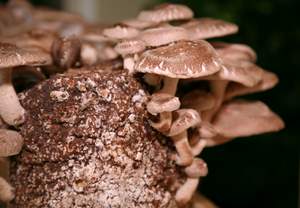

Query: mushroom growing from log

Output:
[0, 42, 51, 125]
[207, 100, 285, 146]
[0, 129, 23, 157]
[168, 109, 201, 166]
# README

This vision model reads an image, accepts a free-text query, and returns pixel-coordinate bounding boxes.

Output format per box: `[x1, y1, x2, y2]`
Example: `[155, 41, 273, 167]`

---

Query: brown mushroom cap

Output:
[114, 39, 146, 56]
[182, 18, 238, 40]
[211, 41, 257, 63]
[137, 3, 193, 23]
[135, 40, 222, 79]
[212, 100, 285, 139]
[224, 70, 279, 100]
[203, 59, 264, 87]
[139, 26, 189, 47]
[0, 42, 52, 68]
[0, 129, 23, 157]
[168, 109, 201, 136]
[102, 25, 140, 40]
[147, 93, 180, 115]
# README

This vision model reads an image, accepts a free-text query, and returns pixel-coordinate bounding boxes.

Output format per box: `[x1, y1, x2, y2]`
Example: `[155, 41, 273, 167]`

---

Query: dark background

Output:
[0, 0, 299, 207]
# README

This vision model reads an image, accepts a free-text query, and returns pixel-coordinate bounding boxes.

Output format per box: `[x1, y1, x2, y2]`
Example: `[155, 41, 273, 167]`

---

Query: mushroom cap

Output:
[211, 41, 257, 63]
[114, 39, 146, 56]
[137, 3, 193, 23]
[212, 100, 285, 139]
[224, 70, 279, 100]
[182, 90, 215, 112]
[203, 59, 264, 87]
[182, 18, 238, 40]
[139, 26, 189, 47]
[0, 42, 52, 69]
[102, 25, 140, 40]
[0, 176, 14, 202]
[147, 93, 180, 115]
[168, 109, 201, 136]
[184, 158, 208, 178]
[121, 18, 157, 29]
[0, 129, 23, 157]
[135, 40, 222, 79]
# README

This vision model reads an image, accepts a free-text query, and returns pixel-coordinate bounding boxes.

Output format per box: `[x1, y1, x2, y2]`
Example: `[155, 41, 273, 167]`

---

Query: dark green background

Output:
[0, 0, 299, 207]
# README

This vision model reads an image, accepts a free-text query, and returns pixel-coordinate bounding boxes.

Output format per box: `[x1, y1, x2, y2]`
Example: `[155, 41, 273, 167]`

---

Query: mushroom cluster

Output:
[0, 1, 284, 208]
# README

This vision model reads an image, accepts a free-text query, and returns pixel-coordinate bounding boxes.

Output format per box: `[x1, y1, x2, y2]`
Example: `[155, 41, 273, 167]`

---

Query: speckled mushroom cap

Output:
[138, 3, 193, 23]
[0, 42, 52, 68]
[102, 25, 140, 40]
[181, 18, 238, 40]
[135, 40, 222, 79]
[140, 26, 189, 47]
[211, 41, 257, 63]
[212, 100, 285, 138]
[114, 39, 146, 56]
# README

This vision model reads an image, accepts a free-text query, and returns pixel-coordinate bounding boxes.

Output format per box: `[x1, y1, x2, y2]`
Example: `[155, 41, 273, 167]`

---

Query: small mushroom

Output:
[0, 129, 24, 157]
[176, 158, 208, 206]
[0, 176, 14, 203]
[139, 26, 189, 47]
[114, 39, 146, 73]
[224, 70, 279, 101]
[182, 18, 238, 40]
[207, 100, 285, 146]
[138, 3, 194, 23]
[168, 109, 201, 166]
[80, 43, 98, 66]
[51, 36, 81, 69]
[135, 40, 222, 96]
[0, 42, 51, 125]
[147, 93, 180, 133]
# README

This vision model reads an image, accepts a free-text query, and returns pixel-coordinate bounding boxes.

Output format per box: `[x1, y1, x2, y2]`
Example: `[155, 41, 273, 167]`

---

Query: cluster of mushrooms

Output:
[0, 1, 284, 207]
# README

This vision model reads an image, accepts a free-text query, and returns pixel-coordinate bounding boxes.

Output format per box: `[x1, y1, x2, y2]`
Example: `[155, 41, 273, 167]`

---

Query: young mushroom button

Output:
[147, 93, 180, 133]
[168, 109, 201, 166]
[0, 42, 51, 126]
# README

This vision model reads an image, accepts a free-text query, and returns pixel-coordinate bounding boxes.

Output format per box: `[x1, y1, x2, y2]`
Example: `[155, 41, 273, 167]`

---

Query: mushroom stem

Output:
[175, 177, 199, 206]
[159, 77, 179, 96]
[0, 68, 25, 126]
[172, 131, 193, 166]
[0, 176, 14, 203]
[0, 157, 9, 181]
[203, 80, 228, 122]
[123, 56, 135, 73]
[191, 139, 207, 156]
